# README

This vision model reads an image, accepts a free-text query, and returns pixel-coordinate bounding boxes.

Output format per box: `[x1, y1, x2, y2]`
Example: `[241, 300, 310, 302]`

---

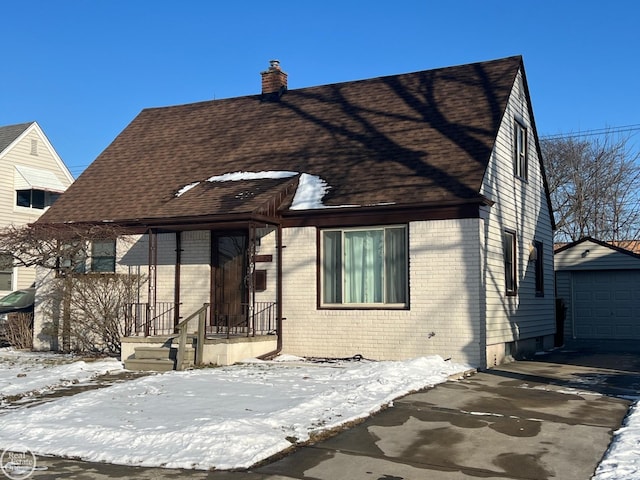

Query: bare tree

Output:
[0, 223, 132, 352]
[541, 132, 640, 243]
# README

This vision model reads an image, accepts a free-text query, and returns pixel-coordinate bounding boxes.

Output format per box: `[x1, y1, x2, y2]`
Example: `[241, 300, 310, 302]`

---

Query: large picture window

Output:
[322, 226, 407, 306]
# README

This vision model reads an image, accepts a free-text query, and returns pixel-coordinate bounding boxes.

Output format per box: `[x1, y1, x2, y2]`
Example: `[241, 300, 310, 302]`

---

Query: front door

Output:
[212, 231, 248, 332]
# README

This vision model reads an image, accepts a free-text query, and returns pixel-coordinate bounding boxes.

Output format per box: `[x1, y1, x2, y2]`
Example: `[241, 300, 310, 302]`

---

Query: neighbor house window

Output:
[0, 253, 12, 291]
[322, 226, 407, 306]
[534, 241, 544, 295]
[16, 189, 59, 209]
[513, 120, 527, 180]
[91, 240, 116, 273]
[503, 230, 517, 295]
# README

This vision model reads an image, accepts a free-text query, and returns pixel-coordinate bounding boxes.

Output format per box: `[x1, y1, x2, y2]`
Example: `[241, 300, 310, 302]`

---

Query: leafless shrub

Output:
[3, 312, 33, 350]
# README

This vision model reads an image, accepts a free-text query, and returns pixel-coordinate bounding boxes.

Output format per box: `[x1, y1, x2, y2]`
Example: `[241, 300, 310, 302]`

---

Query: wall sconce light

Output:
[582, 249, 590, 258]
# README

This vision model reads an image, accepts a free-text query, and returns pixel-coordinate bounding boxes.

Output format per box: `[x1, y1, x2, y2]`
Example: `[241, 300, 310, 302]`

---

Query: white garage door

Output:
[572, 270, 640, 339]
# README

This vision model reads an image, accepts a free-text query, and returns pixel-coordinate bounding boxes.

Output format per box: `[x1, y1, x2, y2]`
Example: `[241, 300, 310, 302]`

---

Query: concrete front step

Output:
[134, 346, 173, 360]
[124, 358, 175, 372]
[124, 345, 196, 371]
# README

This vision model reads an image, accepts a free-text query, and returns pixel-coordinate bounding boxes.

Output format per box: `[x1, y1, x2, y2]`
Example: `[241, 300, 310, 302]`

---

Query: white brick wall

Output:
[280, 219, 484, 366]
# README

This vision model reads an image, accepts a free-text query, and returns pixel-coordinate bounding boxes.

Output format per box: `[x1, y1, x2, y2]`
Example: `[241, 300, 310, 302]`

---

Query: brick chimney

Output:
[261, 60, 288, 96]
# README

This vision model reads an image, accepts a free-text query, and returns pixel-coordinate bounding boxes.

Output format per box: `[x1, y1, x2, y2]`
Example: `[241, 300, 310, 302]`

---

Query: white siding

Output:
[555, 240, 640, 271]
[480, 69, 556, 355]
[281, 219, 484, 366]
[0, 123, 73, 295]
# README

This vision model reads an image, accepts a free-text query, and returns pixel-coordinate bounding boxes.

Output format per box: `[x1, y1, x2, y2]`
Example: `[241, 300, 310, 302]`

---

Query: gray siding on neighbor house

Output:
[555, 240, 640, 271]
[555, 240, 640, 343]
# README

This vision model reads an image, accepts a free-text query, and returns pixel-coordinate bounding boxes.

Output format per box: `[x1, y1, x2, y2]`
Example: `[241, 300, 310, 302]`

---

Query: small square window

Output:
[91, 240, 116, 273]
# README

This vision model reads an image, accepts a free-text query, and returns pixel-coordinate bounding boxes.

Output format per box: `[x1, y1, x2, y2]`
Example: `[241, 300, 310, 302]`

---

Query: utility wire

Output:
[541, 124, 640, 140]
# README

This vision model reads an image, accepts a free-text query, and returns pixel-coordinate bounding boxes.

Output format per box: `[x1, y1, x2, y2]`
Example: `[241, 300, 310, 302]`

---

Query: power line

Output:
[541, 124, 640, 140]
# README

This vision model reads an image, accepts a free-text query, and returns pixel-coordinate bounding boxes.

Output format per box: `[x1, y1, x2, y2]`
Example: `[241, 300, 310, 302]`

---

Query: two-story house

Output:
[0, 122, 74, 295]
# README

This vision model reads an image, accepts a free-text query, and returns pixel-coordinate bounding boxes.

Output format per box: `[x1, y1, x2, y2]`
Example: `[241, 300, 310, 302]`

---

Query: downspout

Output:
[174, 231, 182, 332]
[258, 223, 283, 359]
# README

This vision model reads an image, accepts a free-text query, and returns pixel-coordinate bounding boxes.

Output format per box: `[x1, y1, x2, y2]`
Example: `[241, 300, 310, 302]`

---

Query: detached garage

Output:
[555, 237, 640, 344]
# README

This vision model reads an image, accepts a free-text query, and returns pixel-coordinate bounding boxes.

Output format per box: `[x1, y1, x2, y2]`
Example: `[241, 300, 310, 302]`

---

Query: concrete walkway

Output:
[26, 347, 640, 479]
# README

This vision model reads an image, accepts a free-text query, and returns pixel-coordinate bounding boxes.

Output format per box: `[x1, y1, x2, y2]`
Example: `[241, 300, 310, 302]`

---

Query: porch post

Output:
[174, 231, 182, 331]
[147, 228, 158, 336]
[276, 224, 283, 349]
[248, 222, 256, 337]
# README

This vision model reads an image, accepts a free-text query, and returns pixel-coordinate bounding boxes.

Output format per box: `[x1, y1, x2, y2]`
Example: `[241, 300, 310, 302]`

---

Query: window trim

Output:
[90, 239, 116, 273]
[513, 119, 528, 180]
[15, 189, 60, 210]
[0, 253, 13, 291]
[319, 225, 409, 309]
[503, 230, 517, 296]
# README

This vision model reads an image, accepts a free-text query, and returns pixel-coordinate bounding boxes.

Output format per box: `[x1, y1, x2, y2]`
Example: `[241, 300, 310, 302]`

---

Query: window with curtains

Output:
[322, 226, 408, 306]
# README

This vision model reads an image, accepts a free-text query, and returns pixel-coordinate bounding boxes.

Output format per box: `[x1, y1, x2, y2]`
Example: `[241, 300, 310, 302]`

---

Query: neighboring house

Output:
[35, 56, 555, 368]
[555, 237, 640, 344]
[0, 122, 74, 295]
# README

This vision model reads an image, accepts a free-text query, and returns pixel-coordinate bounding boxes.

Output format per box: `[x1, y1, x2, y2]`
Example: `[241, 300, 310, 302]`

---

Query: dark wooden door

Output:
[212, 232, 248, 330]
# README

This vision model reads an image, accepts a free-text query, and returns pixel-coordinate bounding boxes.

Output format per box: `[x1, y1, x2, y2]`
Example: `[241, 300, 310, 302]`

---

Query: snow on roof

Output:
[175, 171, 331, 210]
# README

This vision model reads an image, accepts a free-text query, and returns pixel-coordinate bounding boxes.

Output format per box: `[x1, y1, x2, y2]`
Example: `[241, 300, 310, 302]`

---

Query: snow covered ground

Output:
[0, 348, 123, 403]
[592, 400, 640, 480]
[1, 349, 638, 476]
[0, 352, 468, 470]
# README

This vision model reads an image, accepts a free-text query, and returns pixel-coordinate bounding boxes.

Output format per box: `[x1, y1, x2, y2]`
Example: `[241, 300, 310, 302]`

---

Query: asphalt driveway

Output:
[24, 344, 640, 479]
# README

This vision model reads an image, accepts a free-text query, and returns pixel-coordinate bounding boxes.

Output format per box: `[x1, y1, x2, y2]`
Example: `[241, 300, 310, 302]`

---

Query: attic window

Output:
[513, 120, 528, 180]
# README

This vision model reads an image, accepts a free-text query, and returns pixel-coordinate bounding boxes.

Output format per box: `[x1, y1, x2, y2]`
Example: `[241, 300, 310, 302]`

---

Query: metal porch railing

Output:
[124, 301, 277, 338]
[124, 302, 178, 336]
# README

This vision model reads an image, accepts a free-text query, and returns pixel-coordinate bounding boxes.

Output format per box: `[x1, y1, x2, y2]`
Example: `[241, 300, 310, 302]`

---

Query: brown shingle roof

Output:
[0, 122, 33, 153]
[40, 56, 523, 225]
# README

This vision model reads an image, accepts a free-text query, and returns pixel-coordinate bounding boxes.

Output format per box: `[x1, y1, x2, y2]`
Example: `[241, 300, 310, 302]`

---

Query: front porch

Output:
[121, 302, 279, 369]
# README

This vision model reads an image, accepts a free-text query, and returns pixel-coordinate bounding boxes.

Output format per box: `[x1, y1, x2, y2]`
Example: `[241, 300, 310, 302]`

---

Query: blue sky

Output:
[2, 1, 639, 178]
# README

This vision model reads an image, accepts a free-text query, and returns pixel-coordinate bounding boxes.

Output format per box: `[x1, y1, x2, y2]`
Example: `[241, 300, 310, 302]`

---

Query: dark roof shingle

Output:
[40, 56, 522, 225]
[0, 122, 33, 153]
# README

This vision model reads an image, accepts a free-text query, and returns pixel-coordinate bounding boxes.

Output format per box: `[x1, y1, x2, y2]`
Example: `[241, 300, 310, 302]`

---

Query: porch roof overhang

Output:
[104, 211, 284, 234]
[37, 194, 493, 234]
